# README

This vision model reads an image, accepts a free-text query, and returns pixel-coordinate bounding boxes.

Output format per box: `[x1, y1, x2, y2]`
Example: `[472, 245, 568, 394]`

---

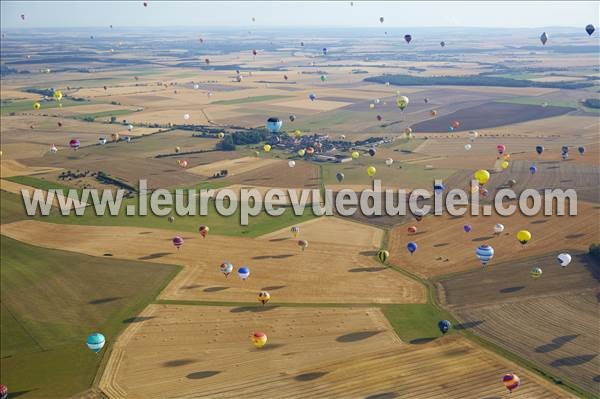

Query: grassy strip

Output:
[72, 109, 138, 120]
[210, 95, 292, 106]
[4, 175, 80, 197]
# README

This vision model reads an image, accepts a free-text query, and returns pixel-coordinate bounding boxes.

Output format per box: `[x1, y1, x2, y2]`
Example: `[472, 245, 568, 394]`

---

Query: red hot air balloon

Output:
[198, 225, 209, 238]
[497, 144, 506, 155]
[407, 226, 417, 234]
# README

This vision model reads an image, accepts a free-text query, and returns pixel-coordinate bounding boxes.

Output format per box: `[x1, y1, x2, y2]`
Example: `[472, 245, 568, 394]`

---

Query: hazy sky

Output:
[1, 1, 598, 29]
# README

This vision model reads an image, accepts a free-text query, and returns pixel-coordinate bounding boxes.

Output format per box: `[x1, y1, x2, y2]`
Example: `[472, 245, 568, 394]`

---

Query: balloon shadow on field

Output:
[531, 220, 548, 224]
[565, 233, 585, 239]
[163, 359, 196, 367]
[551, 354, 597, 367]
[252, 254, 294, 260]
[500, 286, 524, 294]
[336, 331, 382, 343]
[89, 297, 123, 305]
[294, 371, 328, 381]
[261, 285, 286, 291]
[472, 236, 494, 242]
[186, 371, 220, 379]
[138, 252, 171, 260]
[203, 286, 229, 292]
[348, 267, 386, 273]
[230, 306, 279, 313]
[181, 284, 202, 289]
[269, 237, 289, 242]
[139, 231, 153, 235]
[432, 243, 448, 248]
[261, 343, 285, 351]
[454, 320, 484, 330]
[535, 334, 579, 353]
[9, 390, 38, 398]
[365, 392, 398, 399]
[409, 337, 436, 345]
[593, 375, 600, 383]
[359, 250, 378, 256]
[123, 316, 156, 324]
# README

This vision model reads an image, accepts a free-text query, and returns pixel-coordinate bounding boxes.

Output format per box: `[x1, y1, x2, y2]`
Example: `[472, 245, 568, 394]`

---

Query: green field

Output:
[4, 175, 79, 196]
[382, 303, 454, 342]
[1, 190, 30, 223]
[210, 95, 292, 106]
[291, 109, 358, 131]
[0, 98, 100, 115]
[0, 235, 180, 398]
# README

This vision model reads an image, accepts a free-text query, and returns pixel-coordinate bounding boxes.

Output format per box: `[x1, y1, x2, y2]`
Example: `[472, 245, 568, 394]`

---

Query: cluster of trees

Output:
[95, 171, 137, 194]
[217, 129, 272, 151]
[583, 98, 600, 109]
[590, 243, 600, 261]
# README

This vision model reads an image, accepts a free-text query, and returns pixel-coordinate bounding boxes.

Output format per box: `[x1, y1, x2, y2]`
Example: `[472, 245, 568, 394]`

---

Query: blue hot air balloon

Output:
[585, 24, 595, 36]
[448, 126, 454, 132]
[463, 224, 472, 233]
[407, 242, 417, 255]
[578, 146, 585, 155]
[561, 145, 569, 154]
[438, 320, 452, 334]
[266, 117, 283, 133]
[562, 152, 568, 161]
[86, 332, 106, 353]
[535, 145, 544, 155]
[308, 93, 317, 101]
[476, 244, 494, 267]
[529, 164, 537, 175]
[238, 266, 250, 280]
[322, 47, 328, 55]
[433, 183, 445, 195]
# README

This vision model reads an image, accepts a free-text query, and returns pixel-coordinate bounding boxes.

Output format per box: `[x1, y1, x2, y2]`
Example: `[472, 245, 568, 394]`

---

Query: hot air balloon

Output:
[69, 138, 81, 150]
[494, 223, 505, 235]
[220, 262, 233, 277]
[0, 384, 7, 399]
[252, 332, 267, 348]
[557, 253, 571, 267]
[298, 240, 309, 251]
[20, 14, 25, 20]
[172, 236, 184, 249]
[217, 132, 225, 139]
[174, 146, 181, 153]
[320, 74, 327, 82]
[99, 137, 107, 145]
[476, 244, 494, 266]
[111, 133, 120, 142]
[143, 1, 148, 7]
[258, 291, 271, 305]
[451, 120, 460, 129]
[585, 24, 595, 36]
[404, 34, 412, 43]
[322, 48, 328, 55]
[291, 226, 300, 237]
[578, 146, 585, 155]
[50, 144, 58, 153]
[396, 96, 409, 110]
[367, 166, 377, 177]
[404, 127, 413, 137]
[408, 226, 417, 234]
[263, 144, 271, 152]
[434, 183, 445, 195]
[561, 145, 569, 154]
[293, 129, 302, 139]
[168, 216, 175, 223]
[124, 136, 131, 143]
[430, 110, 438, 117]
[464, 224, 472, 233]
[376, 114, 383, 121]
[183, 113, 190, 120]
[350, 151, 360, 159]
[464, 144, 472, 151]
[379, 17, 384, 23]
[516, 230, 531, 245]
[178, 159, 188, 168]
[238, 266, 250, 280]
[530, 267, 543, 279]
[297, 149, 306, 157]
[502, 373, 521, 393]
[199, 225, 209, 238]
[448, 126, 454, 132]
[284, 74, 289, 81]
[368, 148, 376, 156]
[252, 49, 257, 57]
[540, 32, 548, 45]
[438, 320, 451, 334]
[535, 145, 544, 155]
[440, 41, 446, 47]
[309, 93, 317, 101]
[33, 102, 41, 110]
[497, 144, 506, 155]
[385, 158, 393, 167]
[336, 172, 345, 183]
[53, 90, 63, 101]
[414, 209, 425, 222]
[266, 117, 282, 133]
[407, 242, 417, 255]
[474, 169, 490, 185]
[529, 164, 537, 175]
[501, 161, 509, 170]
[468, 130, 479, 141]
[305, 147, 314, 156]
[480, 187, 489, 198]
[86, 333, 105, 353]
[377, 249, 389, 264]
[288, 160, 296, 168]
[289, 114, 296, 122]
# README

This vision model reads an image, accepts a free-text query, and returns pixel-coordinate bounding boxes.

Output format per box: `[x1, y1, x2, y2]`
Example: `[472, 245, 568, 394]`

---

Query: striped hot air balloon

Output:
[220, 262, 233, 277]
[86, 332, 105, 353]
[476, 244, 494, 267]
[290, 226, 300, 237]
[502, 373, 521, 393]
[530, 267, 543, 279]
[69, 138, 81, 150]
[377, 249, 389, 264]
[172, 236, 184, 249]
[252, 332, 267, 348]
[258, 291, 271, 305]
[238, 266, 250, 280]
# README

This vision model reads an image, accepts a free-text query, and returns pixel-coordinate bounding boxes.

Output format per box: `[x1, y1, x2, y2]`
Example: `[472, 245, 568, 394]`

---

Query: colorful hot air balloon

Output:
[497, 144, 506, 155]
[407, 226, 417, 234]
[167, 216, 175, 223]
[535, 145, 544, 155]
[396, 96, 409, 110]
[493, 223, 504, 235]
[376, 114, 383, 121]
[463, 224, 472, 233]
[322, 47, 328, 55]
[476, 244, 494, 266]
[379, 16, 384, 23]
[414, 209, 425, 222]
[0, 384, 7, 399]
[199, 225, 209, 238]
[585, 24, 596, 36]
[540, 32, 548, 45]
[320, 74, 327, 82]
[86, 333, 105, 353]
[557, 253, 572, 267]
[111, 132, 120, 142]
[98, 137, 107, 145]
[530, 267, 543, 279]
[430, 110, 438, 117]
[407, 242, 417, 255]
[266, 117, 283, 133]
[172, 236, 184, 249]
[309, 93, 317, 101]
[238, 266, 250, 280]
[529, 164, 537, 175]
[404, 34, 412, 43]
[178, 159, 188, 168]
[377, 249, 389, 264]
[502, 373, 521, 393]
[501, 161, 509, 170]
[438, 320, 451, 334]
[451, 120, 460, 129]
[351, 151, 360, 159]
[433, 183, 445, 195]
[336, 172, 345, 183]
[50, 144, 58, 153]
[290, 226, 300, 237]
[368, 148, 376, 156]
[474, 169, 490, 185]
[297, 149, 305, 157]
[252, 332, 267, 348]
[33, 102, 41, 110]
[367, 166, 377, 177]
[516, 230, 531, 245]
[220, 262, 233, 277]
[263, 144, 271, 152]
[174, 146, 181, 153]
[258, 291, 271, 305]
[183, 113, 190, 120]
[53, 90, 63, 101]
[578, 146, 585, 155]
[305, 146, 314, 156]
[298, 240, 309, 251]
[69, 138, 81, 150]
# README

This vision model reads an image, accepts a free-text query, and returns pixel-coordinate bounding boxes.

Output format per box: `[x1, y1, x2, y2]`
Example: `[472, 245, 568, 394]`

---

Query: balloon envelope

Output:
[585, 24, 595, 36]
[503, 373, 521, 393]
[266, 117, 283, 133]
[463, 224, 472, 233]
[474, 169, 490, 185]
[86, 333, 105, 353]
[438, 320, 451, 334]
[557, 253, 572, 267]
[476, 244, 494, 266]
[407, 242, 417, 254]
[238, 266, 250, 279]
[535, 145, 544, 155]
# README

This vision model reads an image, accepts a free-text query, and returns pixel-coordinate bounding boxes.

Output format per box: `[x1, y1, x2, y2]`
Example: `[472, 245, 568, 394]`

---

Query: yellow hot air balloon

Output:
[53, 90, 63, 101]
[516, 230, 531, 245]
[297, 149, 305, 157]
[367, 166, 377, 177]
[351, 151, 360, 159]
[501, 161, 509, 169]
[369, 103, 375, 109]
[217, 132, 225, 139]
[263, 144, 271, 152]
[111, 132, 120, 142]
[258, 291, 271, 305]
[33, 102, 41, 110]
[294, 130, 302, 139]
[396, 96, 409, 110]
[474, 169, 490, 185]
[252, 332, 267, 348]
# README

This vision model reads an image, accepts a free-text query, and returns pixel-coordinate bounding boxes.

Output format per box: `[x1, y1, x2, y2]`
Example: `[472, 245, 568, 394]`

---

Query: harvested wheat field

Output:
[186, 156, 279, 178]
[388, 201, 599, 278]
[0, 159, 62, 178]
[224, 160, 320, 189]
[99, 304, 570, 398]
[0, 221, 424, 304]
